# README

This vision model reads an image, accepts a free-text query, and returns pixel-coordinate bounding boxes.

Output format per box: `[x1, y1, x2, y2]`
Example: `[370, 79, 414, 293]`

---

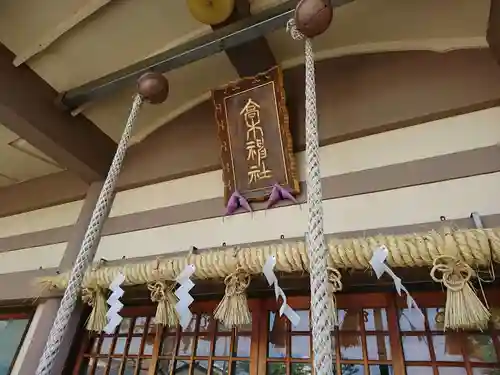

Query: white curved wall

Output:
[0, 201, 83, 274]
[95, 107, 500, 261]
[97, 173, 500, 261]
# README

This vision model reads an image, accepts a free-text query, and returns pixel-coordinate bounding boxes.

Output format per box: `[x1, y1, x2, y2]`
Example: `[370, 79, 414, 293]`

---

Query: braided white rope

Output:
[35, 94, 144, 375]
[287, 19, 335, 375]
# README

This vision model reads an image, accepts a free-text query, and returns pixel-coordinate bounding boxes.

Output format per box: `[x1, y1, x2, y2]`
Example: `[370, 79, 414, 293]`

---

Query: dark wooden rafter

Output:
[488, 0, 500, 65]
[0, 44, 116, 183]
[212, 0, 277, 76]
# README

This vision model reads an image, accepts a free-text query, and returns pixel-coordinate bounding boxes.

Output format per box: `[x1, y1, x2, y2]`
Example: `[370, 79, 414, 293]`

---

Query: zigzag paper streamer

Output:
[104, 272, 125, 334]
[263, 256, 300, 327]
[370, 246, 425, 321]
[175, 264, 196, 330]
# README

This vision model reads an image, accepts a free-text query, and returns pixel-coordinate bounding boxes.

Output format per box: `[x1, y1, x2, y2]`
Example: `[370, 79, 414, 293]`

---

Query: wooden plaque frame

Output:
[212, 66, 300, 204]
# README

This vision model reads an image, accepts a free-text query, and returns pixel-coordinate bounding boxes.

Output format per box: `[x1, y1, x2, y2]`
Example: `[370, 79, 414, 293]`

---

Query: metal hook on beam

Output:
[471, 212, 484, 229]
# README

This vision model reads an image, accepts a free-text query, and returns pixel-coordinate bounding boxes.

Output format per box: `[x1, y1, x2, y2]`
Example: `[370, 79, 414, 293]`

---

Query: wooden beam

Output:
[0, 44, 116, 182]
[488, 0, 500, 64]
[212, 0, 277, 76]
[0, 171, 88, 218]
[13, 0, 112, 67]
[62, 1, 357, 109]
[3, 49, 499, 217]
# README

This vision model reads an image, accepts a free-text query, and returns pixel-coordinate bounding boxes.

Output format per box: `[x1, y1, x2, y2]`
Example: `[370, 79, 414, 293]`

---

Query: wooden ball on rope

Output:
[187, 0, 235, 25]
[137, 72, 169, 104]
[294, 0, 333, 38]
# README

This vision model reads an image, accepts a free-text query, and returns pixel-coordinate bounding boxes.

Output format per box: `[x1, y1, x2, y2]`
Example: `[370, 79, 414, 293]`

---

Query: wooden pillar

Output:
[12, 182, 106, 375]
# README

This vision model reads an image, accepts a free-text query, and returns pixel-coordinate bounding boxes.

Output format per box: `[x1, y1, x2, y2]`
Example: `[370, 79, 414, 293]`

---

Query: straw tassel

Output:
[214, 269, 251, 328]
[38, 226, 500, 295]
[82, 287, 107, 332]
[430, 255, 491, 330]
[148, 281, 179, 327]
[327, 267, 342, 327]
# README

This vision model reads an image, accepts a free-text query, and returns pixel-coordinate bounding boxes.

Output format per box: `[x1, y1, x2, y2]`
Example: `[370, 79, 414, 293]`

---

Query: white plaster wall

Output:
[0, 200, 83, 238]
[0, 200, 80, 274]
[110, 107, 500, 217]
[95, 173, 500, 261]
[95, 107, 500, 261]
[0, 243, 66, 274]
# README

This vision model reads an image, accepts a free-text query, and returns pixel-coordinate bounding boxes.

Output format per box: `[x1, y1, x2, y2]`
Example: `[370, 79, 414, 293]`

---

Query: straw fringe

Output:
[148, 281, 179, 327]
[39, 227, 499, 292]
[81, 288, 107, 332]
[214, 270, 252, 328]
[35, 279, 57, 300]
[38, 227, 499, 332]
[431, 255, 491, 330]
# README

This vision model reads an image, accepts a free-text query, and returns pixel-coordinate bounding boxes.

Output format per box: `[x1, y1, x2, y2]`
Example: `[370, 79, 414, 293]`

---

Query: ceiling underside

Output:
[0, 124, 61, 186]
[0, 0, 492, 186]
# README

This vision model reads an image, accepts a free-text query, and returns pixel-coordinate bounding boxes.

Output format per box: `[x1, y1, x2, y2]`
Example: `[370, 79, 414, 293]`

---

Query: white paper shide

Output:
[370, 246, 424, 321]
[104, 272, 126, 334]
[263, 255, 300, 327]
[175, 264, 196, 330]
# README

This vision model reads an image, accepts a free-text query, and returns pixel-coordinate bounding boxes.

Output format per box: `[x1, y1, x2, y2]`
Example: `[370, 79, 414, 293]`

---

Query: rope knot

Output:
[286, 18, 304, 41]
[327, 268, 342, 327]
[81, 287, 99, 307]
[430, 255, 472, 292]
[327, 267, 343, 293]
[430, 255, 490, 330]
[148, 280, 178, 327]
[223, 269, 251, 297]
[148, 281, 168, 303]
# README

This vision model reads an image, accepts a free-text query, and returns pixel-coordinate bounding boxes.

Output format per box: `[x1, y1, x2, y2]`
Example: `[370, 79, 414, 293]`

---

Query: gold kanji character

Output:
[247, 162, 272, 185]
[246, 123, 263, 141]
[247, 139, 268, 166]
[258, 161, 272, 180]
[240, 99, 263, 140]
[256, 140, 268, 165]
[246, 140, 257, 161]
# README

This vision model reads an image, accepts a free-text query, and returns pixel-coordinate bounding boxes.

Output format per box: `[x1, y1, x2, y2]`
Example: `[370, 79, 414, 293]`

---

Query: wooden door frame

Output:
[71, 289, 500, 375]
[0, 309, 34, 375]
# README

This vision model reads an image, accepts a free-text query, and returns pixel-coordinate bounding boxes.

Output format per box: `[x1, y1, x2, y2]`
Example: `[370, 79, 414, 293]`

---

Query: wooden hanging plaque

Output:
[212, 66, 300, 203]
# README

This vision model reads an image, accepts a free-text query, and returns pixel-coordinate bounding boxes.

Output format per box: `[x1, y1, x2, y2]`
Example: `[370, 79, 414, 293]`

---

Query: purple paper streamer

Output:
[267, 183, 298, 208]
[225, 189, 252, 215]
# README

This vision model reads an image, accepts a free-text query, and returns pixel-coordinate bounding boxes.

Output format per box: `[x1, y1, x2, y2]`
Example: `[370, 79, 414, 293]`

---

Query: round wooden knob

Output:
[294, 0, 333, 38]
[137, 72, 169, 104]
[187, 0, 235, 25]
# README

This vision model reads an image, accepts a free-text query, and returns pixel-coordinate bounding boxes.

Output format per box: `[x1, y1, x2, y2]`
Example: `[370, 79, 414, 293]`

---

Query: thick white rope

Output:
[287, 19, 335, 375]
[35, 94, 144, 375]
